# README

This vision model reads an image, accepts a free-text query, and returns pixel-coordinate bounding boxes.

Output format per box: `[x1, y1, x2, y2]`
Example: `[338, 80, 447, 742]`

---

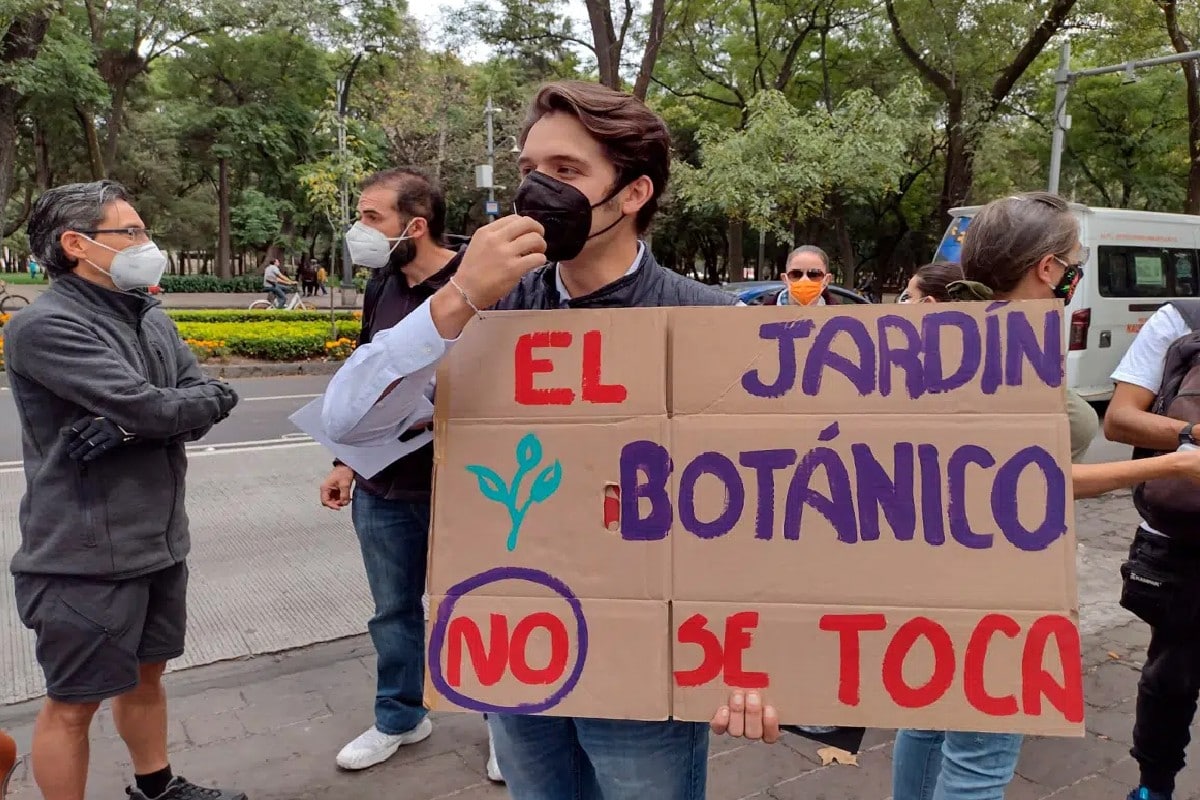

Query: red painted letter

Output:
[509, 612, 570, 686]
[881, 617, 955, 709]
[820, 614, 888, 706]
[964, 614, 1021, 717]
[581, 330, 628, 404]
[674, 614, 723, 687]
[1022, 615, 1084, 723]
[723, 612, 769, 689]
[515, 331, 574, 405]
[447, 615, 508, 688]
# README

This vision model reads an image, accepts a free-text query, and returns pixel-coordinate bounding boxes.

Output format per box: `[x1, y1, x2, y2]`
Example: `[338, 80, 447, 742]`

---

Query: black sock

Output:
[135, 766, 174, 798]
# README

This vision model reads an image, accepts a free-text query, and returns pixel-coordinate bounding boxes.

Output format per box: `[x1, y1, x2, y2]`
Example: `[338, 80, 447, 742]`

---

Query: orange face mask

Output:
[788, 279, 824, 306]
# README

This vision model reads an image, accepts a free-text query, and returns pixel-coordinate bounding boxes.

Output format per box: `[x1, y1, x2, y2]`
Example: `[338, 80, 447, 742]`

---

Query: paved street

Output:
[0, 380, 1193, 798]
[2, 282, 362, 310]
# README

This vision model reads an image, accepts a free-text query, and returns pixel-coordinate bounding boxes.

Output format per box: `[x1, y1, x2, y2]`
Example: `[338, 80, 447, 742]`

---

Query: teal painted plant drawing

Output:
[466, 433, 564, 551]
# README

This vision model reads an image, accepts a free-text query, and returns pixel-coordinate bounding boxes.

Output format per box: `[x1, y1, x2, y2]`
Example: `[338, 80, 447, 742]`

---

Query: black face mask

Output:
[513, 171, 628, 262]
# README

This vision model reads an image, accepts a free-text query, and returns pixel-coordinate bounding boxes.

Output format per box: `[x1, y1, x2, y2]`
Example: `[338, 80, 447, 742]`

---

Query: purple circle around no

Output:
[427, 566, 589, 714]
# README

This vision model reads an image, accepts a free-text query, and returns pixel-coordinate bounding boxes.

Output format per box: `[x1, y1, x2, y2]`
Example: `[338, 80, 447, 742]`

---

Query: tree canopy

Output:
[1, 0, 1196, 286]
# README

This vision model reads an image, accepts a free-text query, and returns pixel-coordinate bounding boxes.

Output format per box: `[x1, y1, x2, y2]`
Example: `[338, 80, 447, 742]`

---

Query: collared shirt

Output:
[320, 240, 739, 445]
[350, 252, 463, 500]
[554, 242, 645, 307]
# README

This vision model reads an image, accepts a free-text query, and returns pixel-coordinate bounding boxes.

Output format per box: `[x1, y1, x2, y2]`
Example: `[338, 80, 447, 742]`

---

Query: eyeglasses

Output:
[78, 227, 153, 241]
[787, 269, 826, 281]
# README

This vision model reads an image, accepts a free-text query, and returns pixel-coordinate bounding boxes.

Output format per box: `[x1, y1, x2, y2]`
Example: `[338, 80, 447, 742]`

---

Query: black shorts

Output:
[13, 562, 188, 704]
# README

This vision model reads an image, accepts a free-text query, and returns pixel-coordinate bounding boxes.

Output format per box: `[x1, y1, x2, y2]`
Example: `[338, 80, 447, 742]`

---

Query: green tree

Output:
[677, 82, 925, 285]
[884, 0, 1079, 219]
[0, 0, 56, 235]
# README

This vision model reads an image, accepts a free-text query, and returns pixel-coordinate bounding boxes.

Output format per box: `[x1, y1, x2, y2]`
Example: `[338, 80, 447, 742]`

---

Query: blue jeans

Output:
[489, 715, 707, 800]
[265, 283, 288, 307]
[893, 729, 1024, 800]
[351, 487, 430, 735]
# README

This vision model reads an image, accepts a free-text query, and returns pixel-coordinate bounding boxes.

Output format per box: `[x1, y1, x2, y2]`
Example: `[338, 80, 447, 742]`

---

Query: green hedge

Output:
[158, 275, 264, 293]
[168, 309, 359, 323]
[175, 320, 362, 360]
[159, 273, 369, 293]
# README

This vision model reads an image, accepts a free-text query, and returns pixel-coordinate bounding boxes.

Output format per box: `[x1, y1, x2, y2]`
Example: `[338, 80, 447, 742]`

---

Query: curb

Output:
[1, 362, 344, 381]
[201, 361, 343, 379]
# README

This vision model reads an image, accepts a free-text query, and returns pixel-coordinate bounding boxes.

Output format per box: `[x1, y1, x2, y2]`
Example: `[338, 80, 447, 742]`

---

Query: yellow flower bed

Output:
[0, 311, 358, 367]
[324, 337, 357, 360]
[0, 313, 9, 371]
[173, 320, 362, 361]
[184, 338, 230, 361]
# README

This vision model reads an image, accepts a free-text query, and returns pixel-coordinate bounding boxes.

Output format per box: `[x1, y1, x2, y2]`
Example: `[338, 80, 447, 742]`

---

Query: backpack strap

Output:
[1168, 299, 1200, 331]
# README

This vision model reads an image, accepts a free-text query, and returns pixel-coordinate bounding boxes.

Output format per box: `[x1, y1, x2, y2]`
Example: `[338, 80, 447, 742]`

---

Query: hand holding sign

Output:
[431, 215, 547, 339]
[710, 690, 780, 744]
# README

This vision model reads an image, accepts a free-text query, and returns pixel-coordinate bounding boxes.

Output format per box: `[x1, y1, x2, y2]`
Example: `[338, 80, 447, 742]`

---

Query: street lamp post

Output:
[479, 99, 521, 221]
[335, 46, 378, 304]
[486, 96, 496, 221]
[1048, 42, 1200, 195]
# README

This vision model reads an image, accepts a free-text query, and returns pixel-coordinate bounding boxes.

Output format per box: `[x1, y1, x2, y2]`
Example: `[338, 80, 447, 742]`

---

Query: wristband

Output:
[448, 276, 481, 315]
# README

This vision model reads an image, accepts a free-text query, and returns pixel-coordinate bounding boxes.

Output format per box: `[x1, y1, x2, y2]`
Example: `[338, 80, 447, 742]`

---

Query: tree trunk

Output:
[939, 92, 974, 222]
[632, 0, 668, 100]
[0, 10, 53, 231]
[216, 157, 233, 279]
[1159, 1, 1200, 214]
[102, 76, 129, 171]
[583, 0, 621, 89]
[727, 219, 744, 280]
[1183, 62, 1200, 214]
[75, 105, 106, 180]
[3, 184, 33, 237]
[33, 121, 51, 189]
[829, 192, 856, 286]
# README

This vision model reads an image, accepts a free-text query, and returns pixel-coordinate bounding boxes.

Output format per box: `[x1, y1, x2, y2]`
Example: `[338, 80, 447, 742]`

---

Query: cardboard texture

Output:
[427, 301, 1083, 735]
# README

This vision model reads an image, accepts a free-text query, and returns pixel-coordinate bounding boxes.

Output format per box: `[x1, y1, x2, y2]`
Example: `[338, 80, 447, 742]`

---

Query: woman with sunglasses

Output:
[892, 192, 1200, 800]
[765, 245, 842, 307]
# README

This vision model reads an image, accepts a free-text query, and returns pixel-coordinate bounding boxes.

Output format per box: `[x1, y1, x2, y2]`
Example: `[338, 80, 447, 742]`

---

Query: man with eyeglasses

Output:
[765, 245, 842, 307]
[3, 181, 242, 800]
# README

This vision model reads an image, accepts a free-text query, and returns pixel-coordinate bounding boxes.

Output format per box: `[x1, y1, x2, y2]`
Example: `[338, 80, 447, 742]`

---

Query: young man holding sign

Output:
[321, 81, 773, 799]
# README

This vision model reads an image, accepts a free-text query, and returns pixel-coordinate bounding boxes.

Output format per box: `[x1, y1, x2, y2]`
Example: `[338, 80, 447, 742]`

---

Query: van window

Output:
[1173, 250, 1198, 297]
[1098, 246, 1200, 297]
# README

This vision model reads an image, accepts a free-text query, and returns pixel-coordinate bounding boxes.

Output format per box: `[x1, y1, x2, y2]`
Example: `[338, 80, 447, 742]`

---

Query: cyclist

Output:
[263, 258, 296, 308]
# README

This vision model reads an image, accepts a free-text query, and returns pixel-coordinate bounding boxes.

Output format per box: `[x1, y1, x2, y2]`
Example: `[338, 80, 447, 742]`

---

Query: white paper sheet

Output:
[289, 396, 433, 478]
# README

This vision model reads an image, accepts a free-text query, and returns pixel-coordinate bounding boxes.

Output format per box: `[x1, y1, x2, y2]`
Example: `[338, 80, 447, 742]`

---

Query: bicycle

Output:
[248, 285, 314, 311]
[0, 280, 30, 313]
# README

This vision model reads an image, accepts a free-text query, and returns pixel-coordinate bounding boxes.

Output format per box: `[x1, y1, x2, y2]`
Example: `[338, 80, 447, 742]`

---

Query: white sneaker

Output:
[486, 721, 504, 783]
[336, 719, 433, 770]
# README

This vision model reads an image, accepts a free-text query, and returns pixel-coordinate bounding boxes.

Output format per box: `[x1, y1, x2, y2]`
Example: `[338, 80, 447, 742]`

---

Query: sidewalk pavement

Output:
[0, 613, 1189, 799]
[0, 484, 1194, 798]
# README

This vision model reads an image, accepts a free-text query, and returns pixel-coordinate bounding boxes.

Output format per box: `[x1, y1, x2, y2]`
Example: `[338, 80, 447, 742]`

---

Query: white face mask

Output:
[345, 219, 413, 269]
[81, 237, 168, 291]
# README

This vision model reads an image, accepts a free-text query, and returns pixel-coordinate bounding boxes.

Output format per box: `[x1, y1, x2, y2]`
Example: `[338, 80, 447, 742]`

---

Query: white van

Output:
[933, 204, 1200, 403]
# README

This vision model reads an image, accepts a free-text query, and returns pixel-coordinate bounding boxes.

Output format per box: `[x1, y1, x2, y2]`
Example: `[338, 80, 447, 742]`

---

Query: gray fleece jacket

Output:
[4, 274, 239, 579]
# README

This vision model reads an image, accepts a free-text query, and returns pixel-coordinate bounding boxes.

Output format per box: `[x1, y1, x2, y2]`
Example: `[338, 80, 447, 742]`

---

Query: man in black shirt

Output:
[318, 169, 502, 778]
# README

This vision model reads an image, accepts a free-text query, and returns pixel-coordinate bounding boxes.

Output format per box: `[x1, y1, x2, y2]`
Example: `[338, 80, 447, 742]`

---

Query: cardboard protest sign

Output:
[426, 301, 1083, 737]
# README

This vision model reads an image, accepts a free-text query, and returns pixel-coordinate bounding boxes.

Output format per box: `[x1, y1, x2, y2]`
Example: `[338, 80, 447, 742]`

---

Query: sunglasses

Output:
[787, 269, 827, 281]
[1056, 246, 1090, 272]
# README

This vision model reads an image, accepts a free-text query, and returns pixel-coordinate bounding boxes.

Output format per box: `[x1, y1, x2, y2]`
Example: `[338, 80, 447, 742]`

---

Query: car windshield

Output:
[934, 216, 972, 264]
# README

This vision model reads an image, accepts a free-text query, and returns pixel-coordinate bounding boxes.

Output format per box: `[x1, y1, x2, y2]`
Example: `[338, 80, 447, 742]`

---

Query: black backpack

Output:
[1133, 299, 1200, 538]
